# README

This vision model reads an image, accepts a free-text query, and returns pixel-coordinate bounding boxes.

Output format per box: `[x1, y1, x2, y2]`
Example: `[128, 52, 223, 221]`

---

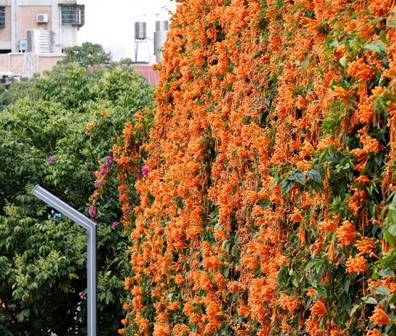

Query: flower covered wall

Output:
[114, 0, 396, 334]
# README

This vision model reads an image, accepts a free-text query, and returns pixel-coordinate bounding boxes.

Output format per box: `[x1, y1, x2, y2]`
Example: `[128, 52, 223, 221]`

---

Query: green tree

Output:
[0, 77, 38, 111]
[0, 60, 154, 335]
[59, 42, 112, 68]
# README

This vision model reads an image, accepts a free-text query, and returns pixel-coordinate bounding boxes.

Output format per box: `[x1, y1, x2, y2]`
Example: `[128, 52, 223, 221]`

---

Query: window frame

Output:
[59, 4, 85, 27]
[0, 7, 5, 28]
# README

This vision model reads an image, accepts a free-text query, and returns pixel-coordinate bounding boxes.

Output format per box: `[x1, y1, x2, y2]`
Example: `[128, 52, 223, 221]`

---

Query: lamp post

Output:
[32, 185, 97, 336]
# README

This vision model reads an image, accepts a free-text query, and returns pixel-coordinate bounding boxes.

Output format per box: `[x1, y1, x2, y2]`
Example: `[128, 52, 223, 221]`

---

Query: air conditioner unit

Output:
[36, 13, 48, 23]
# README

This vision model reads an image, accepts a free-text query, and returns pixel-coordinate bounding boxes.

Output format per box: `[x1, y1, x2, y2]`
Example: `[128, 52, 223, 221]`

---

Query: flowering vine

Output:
[98, 0, 396, 335]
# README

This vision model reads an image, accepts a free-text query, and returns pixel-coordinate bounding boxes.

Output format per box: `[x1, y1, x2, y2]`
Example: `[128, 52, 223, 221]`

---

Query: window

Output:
[59, 4, 85, 27]
[0, 7, 5, 28]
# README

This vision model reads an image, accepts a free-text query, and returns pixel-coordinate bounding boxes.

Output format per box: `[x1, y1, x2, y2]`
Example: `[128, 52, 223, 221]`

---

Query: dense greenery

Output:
[58, 42, 112, 68]
[0, 58, 154, 335]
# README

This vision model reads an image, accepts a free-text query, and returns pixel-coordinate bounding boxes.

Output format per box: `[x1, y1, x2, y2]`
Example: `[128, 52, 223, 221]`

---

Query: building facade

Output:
[0, 0, 84, 54]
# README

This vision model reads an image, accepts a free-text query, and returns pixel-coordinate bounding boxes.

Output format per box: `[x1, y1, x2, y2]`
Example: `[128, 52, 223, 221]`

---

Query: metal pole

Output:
[11, 0, 19, 53]
[32, 185, 97, 336]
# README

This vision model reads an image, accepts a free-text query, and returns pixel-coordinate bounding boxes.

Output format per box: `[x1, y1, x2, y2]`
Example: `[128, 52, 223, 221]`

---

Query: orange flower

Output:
[183, 302, 194, 316]
[366, 328, 382, 336]
[310, 300, 327, 317]
[356, 103, 374, 124]
[86, 122, 95, 132]
[298, 223, 306, 246]
[125, 277, 133, 290]
[101, 109, 108, 116]
[317, 135, 335, 150]
[168, 301, 180, 311]
[279, 294, 300, 315]
[282, 323, 294, 333]
[227, 281, 240, 293]
[123, 303, 131, 310]
[369, 306, 390, 325]
[353, 126, 385, 157]
[355, 175, 371, 184]
[347, 57, 375, 82]
[237, 305, 250, 317]
[346, 255, 368, 274]
[337, 220, 356, 248]
[319, 214, 339, 232]
[307, 287, 316, 298]
[117, 328, 126, 335]
[174, 274, 184, 285]
[289, 208, 303, 223]
[328, 238, 335, 263]
[333, 85, 353, 103]
[356, 236, 376, 256]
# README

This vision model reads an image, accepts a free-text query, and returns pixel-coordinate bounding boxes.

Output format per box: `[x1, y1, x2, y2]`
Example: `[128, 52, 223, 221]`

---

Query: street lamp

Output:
[32, 185, 97, 336]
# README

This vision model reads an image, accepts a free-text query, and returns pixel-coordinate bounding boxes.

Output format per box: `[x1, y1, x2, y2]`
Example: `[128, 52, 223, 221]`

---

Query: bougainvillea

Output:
[104, 0, 396, 334]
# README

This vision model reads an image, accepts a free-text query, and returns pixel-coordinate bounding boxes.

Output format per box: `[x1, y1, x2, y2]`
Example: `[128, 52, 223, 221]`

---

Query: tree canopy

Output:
[58, 42, 112, 68]
[0, 57, 154, 335]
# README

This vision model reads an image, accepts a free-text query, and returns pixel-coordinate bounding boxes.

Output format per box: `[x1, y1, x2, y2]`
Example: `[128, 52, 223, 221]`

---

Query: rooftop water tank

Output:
[154, 20, 169, 62]
[26, 30, 54, 53]
[135, 21, 147, 40]
[155, 20, 169, 32]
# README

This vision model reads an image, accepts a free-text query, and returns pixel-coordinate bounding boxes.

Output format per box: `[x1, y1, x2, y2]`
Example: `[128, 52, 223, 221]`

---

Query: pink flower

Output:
[141, 167, 148, 175]
[49, 156, 55, 163]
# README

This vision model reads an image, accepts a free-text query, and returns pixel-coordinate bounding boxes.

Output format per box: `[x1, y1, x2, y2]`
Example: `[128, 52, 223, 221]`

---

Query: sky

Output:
[77, 0, 177, 62]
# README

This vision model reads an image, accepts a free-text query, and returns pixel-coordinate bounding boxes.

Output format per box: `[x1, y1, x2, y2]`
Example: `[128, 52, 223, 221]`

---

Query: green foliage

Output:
[0, 77, 38, 111]
[58, 42, 112, 68]
[0, 60, 154, 334]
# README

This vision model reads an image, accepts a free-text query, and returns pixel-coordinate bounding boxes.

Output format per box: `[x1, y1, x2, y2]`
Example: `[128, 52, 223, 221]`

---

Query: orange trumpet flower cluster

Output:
[89, 0, 396, 334]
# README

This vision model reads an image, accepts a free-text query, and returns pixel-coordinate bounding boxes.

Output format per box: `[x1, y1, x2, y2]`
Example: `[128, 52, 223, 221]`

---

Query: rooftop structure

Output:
[0, 0, 84, 54]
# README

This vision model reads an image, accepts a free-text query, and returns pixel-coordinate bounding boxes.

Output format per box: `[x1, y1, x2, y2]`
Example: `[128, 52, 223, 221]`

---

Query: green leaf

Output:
[314, 164, 325, 177]
[18, 308, 30, 322]
[307, 169, 322, 183]
[281, 178, 296, 196]
[316, 282, 327, 299]
[375, 286, 390, 297]
[362, 296, 378, 304]
[304, 259, 323, 271]
[309, 180, 326, 194]
[388, 225, 396, 236]
[389, 293, 396, 305]
[380, 30, 389, 46]
[379, 268, 395, 277]
[344, 278, 351, 294]
[350, 304, 360, 316]
[364, 44, 381, 54]
[364, 41, 387, 55]
[374, 40, 387, 53]
[300, 57, 309, 73]
[277, 266, 288, 286]
[293, 169, 306, 185]
[339, 56, 347, 67]
[384, 230, 395, 245]
[388, 20, 396, 27]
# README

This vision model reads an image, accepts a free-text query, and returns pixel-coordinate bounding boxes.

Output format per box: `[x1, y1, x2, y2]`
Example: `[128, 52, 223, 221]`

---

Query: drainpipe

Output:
[11, 0, 18, 53]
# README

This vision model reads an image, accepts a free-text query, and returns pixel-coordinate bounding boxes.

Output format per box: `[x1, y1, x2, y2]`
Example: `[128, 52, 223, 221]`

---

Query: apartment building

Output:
[0, 0, 84, 80]
[0, 0, 84, 53]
